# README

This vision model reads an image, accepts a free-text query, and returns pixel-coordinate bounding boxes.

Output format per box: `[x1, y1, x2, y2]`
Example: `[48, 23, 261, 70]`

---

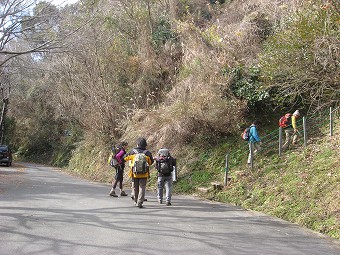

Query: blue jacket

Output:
[249, 124, 261, 143]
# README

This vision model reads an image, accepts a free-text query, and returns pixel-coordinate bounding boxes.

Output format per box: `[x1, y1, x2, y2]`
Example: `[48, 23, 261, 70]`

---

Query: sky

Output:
[49, 0, 79, 7]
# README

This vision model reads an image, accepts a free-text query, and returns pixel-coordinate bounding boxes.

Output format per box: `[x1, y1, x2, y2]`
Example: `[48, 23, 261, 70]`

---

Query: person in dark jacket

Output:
[155, 148, 176, 206]
[109, 141, 128, 197]
[124, 138, 153, 208]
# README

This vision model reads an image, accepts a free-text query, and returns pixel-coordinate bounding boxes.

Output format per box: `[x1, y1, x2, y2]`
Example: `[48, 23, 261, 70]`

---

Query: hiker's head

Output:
[252, 120, 258, 125]
[158, 148, 169, 157]
[293, 110, 300, 116]
[121, 141, 128, 147]
[137, 137, 147, 148]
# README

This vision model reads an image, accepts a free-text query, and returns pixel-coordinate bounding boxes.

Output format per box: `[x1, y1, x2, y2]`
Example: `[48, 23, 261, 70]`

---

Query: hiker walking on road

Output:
[247, 120, 262, 166]
[155, 148, 176, 206]
[124, 138, 153, 208]
[109, 142, 129, 197]
[282, 110, 301, 150]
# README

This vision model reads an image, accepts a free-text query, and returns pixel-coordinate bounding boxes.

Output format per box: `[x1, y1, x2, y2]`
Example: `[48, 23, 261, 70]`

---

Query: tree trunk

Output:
[0, 98, 9, 144]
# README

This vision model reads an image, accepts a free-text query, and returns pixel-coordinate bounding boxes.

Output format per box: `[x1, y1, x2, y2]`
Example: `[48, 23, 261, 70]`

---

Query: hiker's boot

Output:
[166, 201, 171, 206]
[109, 188, 118, 197]
[120, 190, 128, 196]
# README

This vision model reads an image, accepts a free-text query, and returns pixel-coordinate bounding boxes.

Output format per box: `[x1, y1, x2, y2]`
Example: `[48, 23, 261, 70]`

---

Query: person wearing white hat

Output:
[282, 110, 301, 150]
[154, 148, 176, 206]
[247, 120, 262, 166]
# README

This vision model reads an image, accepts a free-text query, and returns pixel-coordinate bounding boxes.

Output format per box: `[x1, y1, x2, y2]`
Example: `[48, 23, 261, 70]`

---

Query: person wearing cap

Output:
[282, 110, 301, 150]
[154, 148, 176, 206]
[247, 120, 262, 166]
[124, 138, 154, 208]
[109, 141, 129, 197]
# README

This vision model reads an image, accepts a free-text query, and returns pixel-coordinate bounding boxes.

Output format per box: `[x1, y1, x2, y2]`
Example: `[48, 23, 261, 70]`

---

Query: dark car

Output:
[0, 145, 12, 166]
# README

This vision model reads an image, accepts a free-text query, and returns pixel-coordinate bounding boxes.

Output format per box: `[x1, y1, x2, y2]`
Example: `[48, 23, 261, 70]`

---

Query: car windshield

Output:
[0, 146, 9, 152]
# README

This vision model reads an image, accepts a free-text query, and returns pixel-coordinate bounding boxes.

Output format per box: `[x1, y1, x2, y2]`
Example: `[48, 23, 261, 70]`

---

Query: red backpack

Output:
[279, 113, 292, 128]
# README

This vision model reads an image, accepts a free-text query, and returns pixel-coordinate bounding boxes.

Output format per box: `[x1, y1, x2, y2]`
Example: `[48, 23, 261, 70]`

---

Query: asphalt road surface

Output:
[0, 163, 339, 255]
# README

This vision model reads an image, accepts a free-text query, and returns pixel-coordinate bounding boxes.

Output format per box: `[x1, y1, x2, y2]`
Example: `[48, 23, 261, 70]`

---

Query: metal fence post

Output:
[330, 107, 333, 137]
[279, 127, 282, 156]
[224, 153, 229, 187]
[303, 116, 307, 147]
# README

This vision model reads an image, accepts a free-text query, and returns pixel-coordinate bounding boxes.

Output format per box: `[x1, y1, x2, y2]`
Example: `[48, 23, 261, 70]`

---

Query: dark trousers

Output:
[112, 165, 124, 189]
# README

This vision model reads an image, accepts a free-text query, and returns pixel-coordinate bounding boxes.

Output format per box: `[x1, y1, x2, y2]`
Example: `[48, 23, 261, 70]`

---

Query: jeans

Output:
[112, 165, 124, 189]
[157, 175, 172, 202]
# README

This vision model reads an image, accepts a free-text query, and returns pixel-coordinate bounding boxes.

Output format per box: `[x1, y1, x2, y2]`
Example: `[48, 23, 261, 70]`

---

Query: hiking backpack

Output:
[132, 149, 149, 174]
[157, 157, 173, 174]
[108, 146, 120, 167]
[156, 148, 174, 175]
[279, 113, 292, 128]
[241, 127, 251, 141]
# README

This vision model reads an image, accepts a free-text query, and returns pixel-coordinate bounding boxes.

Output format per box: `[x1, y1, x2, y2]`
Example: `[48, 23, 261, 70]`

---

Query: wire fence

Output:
[224, 107, 339, 186]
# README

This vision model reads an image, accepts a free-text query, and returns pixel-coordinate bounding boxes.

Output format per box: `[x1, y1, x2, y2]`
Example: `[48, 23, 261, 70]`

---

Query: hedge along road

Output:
[0, 163, 339, 255]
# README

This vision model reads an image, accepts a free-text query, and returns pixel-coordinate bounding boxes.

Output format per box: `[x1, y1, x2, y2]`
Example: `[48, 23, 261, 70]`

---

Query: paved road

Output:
[0, 163, 339, 255]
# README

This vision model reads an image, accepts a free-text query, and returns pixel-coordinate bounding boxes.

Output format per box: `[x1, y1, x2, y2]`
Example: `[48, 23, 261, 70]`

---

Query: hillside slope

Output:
[178, 119, 340, 239]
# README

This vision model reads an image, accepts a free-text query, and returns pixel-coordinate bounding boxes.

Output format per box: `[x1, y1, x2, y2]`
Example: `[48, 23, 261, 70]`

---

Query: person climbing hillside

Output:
[247, 120, 262, 166]
[281, 110, 301, 150]
[124, 138, 154, 208]
[108, 141, 129, 197]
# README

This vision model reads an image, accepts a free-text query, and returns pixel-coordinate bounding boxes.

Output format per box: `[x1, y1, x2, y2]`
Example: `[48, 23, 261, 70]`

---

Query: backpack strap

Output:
[248, 125, 253, 139]
[132, 149, 147, 154]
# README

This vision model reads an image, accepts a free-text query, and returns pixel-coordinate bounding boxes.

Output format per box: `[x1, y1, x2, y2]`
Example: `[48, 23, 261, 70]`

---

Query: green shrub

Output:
[226, 65, 270, 107]
[152, 17, 177, 50]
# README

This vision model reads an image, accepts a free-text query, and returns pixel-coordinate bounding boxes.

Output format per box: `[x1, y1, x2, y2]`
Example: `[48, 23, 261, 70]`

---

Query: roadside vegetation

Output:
[1, 0, 339, 239]
[179, 121, 340, 239]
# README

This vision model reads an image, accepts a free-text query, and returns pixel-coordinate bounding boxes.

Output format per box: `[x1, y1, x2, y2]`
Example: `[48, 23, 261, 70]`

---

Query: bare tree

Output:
[0, 0, 91, 142]
[0, 71, 10, 144]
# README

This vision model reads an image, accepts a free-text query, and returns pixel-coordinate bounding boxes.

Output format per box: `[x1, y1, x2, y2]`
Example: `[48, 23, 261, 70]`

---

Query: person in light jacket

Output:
[282, 110, 301, 150]
[247, 120, 262, 166]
